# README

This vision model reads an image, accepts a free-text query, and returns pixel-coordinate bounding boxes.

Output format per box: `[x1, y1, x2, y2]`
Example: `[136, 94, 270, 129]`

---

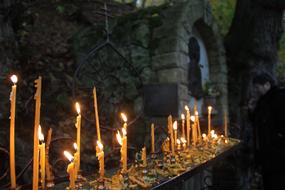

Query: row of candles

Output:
[7, 75, 228, 190]
[160, 105, 228, 154]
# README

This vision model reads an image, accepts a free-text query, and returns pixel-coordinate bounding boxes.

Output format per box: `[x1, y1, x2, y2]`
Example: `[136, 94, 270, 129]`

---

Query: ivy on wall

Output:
[278, 22, 285, 82]
[210, 0, 236, 36]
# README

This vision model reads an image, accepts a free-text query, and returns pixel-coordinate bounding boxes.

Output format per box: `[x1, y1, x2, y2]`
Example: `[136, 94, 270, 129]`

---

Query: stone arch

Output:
[151, 0, 227, 122]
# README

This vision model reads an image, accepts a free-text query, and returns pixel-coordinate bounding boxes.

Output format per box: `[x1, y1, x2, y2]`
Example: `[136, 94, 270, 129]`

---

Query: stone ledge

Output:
[157, 68, 188, 84]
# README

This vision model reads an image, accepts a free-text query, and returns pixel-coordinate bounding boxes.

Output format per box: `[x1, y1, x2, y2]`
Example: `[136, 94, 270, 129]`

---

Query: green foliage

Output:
[210, 0, 236, 36]
[277, 24, 285, 82]
[56, 5, 65, 13]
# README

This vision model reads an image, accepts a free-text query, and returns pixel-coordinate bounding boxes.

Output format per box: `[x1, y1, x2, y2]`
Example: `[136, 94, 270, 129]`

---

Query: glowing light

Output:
[64, 151, 74, 162]
[121, 113, 127, 123]
[116, 131, 122, 145]
[176, 139, 181, 145]
[38, 125, 44, 141]
[97, 141, 103, 150]
[181, 114, 185, 120]
[184, 105, 189, 111]
[75, 102, 80, 114]
[180, 137, 186, 143]
[208, 106, 212, 112]
[190, 116, 195, 122]
[73, 143, 77, 150]
[10, 75, 18, 84]
[173, 121, 177, 130]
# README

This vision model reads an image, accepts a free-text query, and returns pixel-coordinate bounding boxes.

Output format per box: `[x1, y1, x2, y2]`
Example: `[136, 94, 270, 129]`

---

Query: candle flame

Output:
[195, 111, 199, 116]
[10, 75, 18, 84]
[177, 139, 181, 144]
[202, 133, 206, 138]
[208, 106, 212, 112]
[184, 105, 189, 111]
[122, 128, 127, 136]
[181, 114, 185, 120]
[97, 140, 103, 150]
[121, 113, 127, 122]
[116, 131, 122, 146]
[64, 151, 74, 162]
[75, 102, 80, 114]
[225, 139, 229, 144]
[38, 125, 44, 141]
[190, 116, 195, 122]
[173, 121, 177, 130]
[73, 143, 77, 151]
[213, 134, 218, 139]
[180, 137, 187, 143]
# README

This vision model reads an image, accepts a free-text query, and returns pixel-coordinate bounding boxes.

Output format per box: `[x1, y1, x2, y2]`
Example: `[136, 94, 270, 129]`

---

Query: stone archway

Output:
[151, 0, 227, 123]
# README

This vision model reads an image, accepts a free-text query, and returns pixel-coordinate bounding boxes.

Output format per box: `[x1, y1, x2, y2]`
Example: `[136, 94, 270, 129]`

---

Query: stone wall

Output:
[151, 0, 227, 124]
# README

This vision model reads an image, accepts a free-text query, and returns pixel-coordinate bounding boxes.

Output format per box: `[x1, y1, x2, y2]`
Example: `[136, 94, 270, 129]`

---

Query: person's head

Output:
[252, 72, 276, 96]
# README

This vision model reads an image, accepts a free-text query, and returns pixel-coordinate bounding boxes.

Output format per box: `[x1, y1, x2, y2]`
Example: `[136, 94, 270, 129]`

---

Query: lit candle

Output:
[116, 128, 127, 173]
[73, 143, 79, 179]
[210, 130, 215, 140]
[180, 137, 187, 150]
[141, 146, 147, 167]
[184, 106, 191, 146]
[9, 75, 17, 189]
[190, 116, 197, 145]
[75, 102, 81, 176]
[121, 114, 128, 173]
[122, 128, 127, 173]
[202, 133, 207, 141]
[176, 139, 181, 150]
[224, 111, 228, 138]
[39, 126, 45, 189]
[96, 141, 104, 178]
[195, 111, 202, 143]
[64, 151, 75, 190]
[162, 137, 170, 152]
[168, 115, 175, 155]
[93, 87, 101, 142]
[151, 123, 155, 154]
[181, 114, 185, 139]
[202, 133, 208, 146]
[173, 121, 178, 147]
[33, 76, 42, 190]
[210, 130, 218, 143]
[207, 106, 212, 136]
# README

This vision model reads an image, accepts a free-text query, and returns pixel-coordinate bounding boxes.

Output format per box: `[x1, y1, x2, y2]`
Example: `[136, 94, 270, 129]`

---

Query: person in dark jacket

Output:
[249, 72, 285, 189]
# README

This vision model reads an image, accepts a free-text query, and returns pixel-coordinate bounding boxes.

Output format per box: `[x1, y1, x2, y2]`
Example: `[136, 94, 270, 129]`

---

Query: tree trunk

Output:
[225, 0, 284, 140]
[220, 1, 285, 189]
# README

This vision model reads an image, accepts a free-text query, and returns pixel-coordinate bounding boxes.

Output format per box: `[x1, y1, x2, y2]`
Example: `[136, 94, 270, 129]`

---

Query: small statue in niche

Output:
[188, 37, 203, 99]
